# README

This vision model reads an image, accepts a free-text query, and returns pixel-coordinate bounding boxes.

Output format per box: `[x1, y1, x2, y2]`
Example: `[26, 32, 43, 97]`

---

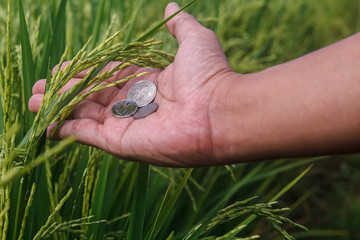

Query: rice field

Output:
[0, 0, 359, 239]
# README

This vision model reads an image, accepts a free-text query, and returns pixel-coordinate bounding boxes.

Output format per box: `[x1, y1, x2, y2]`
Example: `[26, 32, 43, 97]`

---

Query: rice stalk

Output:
[56, 145, 82, 198]
[223, 165, 313, 239]
[82, 148, 102, 232]
[0, 2, 15, 239]
[33, 188, 73, 240]
[185, 197, 306, 240]
[17, 183, 36, 240]
[45, 160, 56, 212]
[19, 35, 166, 152]
[44, 216, 107, 239]
[0, 137, 75, 187]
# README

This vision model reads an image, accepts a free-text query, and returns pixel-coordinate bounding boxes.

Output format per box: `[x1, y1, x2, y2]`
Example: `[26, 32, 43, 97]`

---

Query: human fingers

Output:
[67, 100, 108, 122]
[52, 61, 127, 77]
[164, 2, 228, 58]
[48, 119, 106, 150]
[32, 78, 84, 95]
[31, 74, 160, 112]
[32, 78, 87, 95]
[32, 79, 46, 94]
[164, 2, 204, 45]
[164, 2, 235, 98]
[48, 116, 137, 157]
[31, 77, 118, 107]
[164, 3, 230, 80]
[28, 94, 43, 113]
[28, 91, 109, 122]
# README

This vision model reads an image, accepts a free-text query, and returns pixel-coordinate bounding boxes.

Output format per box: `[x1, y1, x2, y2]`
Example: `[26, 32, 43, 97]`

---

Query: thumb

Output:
[165, 2, 204, 45]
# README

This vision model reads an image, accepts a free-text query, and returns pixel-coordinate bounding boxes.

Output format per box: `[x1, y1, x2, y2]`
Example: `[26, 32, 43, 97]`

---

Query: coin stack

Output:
[111, 80, 159, 119]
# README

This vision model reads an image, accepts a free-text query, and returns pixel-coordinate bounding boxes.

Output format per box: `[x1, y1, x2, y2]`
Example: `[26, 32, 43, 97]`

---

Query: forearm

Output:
[213, 32, 360, 163]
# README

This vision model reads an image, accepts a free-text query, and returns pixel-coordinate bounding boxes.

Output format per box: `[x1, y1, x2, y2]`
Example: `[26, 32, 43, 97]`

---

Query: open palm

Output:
[29, 3, 236, 167]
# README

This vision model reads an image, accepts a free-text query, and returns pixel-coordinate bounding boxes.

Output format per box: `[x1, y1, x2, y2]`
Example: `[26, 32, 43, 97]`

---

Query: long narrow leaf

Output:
[135, 0, 198, 43]
[86, 152, 111, 239]
[123, 0, 145, 44]
[38, 0, 67, 78]
[90, 0, 106, 48]
[146, 169, 193, 240]
[223, 165, 313, 239]
[126, 163, 149, 240]
[18, 0, 35, 130]
[269, 164, 313, 202]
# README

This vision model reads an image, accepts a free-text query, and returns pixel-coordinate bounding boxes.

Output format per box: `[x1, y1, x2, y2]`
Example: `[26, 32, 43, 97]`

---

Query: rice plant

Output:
[0, 0, 359, 239]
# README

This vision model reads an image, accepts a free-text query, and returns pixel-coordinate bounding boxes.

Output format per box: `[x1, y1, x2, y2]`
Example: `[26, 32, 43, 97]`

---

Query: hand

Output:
[29, 3, 238, 167]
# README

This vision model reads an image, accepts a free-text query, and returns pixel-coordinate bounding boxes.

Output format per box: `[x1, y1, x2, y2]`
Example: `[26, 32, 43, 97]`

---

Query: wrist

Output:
[208, 71, 261, 164]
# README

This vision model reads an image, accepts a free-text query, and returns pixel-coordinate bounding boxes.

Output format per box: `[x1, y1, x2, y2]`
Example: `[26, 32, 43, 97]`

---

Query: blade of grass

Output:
[109, 162, 138, 221]
[185, 168, 221, 229]
[35, 2, 52, 80]
[178, 164, 264, 239]
[223, 163, 266, 202]
[123, 0, 145, 43]
[23, 138, 74, 240]
[181, 164, 263, 240]
[86, 152, 111, 240]
[33, 188, 73, 239]
[135, 0, 197, 43]
[104, 161, 136, 217]
[126, 163, 149, 240]
[184, 164, 312, 240]
[269, 164, 313, 202]
[18, 0, 35, 130]
[38, 0, 67, 78]
[12, 178, 25, 240]
[223, 165, 313, 239]
[183, 200, 226, 240]
[245, 157, 321, 185]
[49, 0, 67, 69]
[0, 57, 3, 133]
[64, 145, 89, 221]
[67, 0, 82, 56]
[47, 0, 54, 36]
[0, 99, 3, 133]
[17, 183, 36, 240]
[145, 169, 193, 240]
[90, 0, 106, 49]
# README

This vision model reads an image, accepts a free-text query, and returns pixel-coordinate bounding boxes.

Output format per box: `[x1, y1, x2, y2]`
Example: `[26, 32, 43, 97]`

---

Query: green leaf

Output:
[123, 0, 146, 44]
[87, 152, 111, 239]
[104, 162, 137, 218]
[135, 0, 197, 43]
[269, 164, 313, 202]
[145, 169, 193, 240]
[91, 0, 107, 48]
[38, 0, 67, 78]
[18, 0, 35, 130]
[224, 165, 313, 239]
[126, 163, 150, 240]
[183, 201, 226, 240]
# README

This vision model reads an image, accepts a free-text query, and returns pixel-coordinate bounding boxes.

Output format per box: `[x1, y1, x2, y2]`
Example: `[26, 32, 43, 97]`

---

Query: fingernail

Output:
[171, 2, 180, 9]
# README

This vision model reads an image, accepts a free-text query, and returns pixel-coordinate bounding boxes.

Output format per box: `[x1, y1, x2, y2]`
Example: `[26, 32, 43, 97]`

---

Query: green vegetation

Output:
[0, 0, 359, 239]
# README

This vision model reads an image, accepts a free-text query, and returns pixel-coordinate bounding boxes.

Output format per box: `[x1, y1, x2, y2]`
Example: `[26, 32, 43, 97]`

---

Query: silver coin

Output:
[111, 100, 138, 118]
[127, 80, 157, 107]
[133, 102, 159, 119]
